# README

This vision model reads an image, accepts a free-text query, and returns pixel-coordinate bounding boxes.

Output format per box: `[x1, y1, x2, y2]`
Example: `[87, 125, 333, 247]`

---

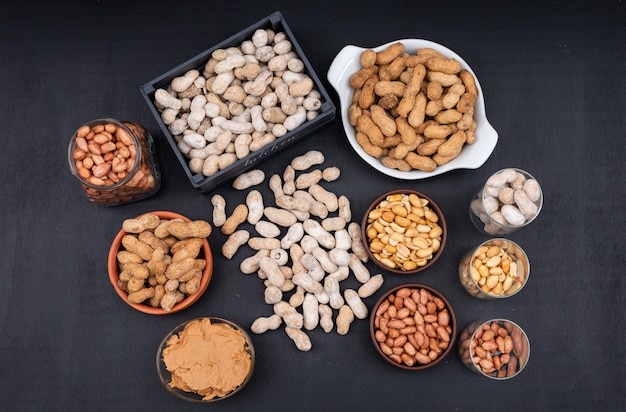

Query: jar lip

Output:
[67, 118, 141, 189]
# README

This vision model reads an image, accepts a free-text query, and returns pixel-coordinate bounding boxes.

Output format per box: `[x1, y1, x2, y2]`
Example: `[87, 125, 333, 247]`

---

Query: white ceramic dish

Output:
[327, 39, 498, 180]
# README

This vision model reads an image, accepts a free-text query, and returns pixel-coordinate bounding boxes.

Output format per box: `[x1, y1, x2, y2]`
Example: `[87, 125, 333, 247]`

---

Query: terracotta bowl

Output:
[107, 211, 213, 314]
[370, 283, 457, 370]
[361, 189, 447, 274]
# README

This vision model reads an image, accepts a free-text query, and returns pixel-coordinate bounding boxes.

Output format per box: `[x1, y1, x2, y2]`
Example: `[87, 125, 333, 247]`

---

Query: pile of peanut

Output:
[115, 214, 212, 311]
[71, 121, 159, 204]
[365, 192, 443, 271]
[153, 29, 323, 178]
[460, 240, 528, 298]
[373, 286, 453, 367]
[458, 320, 529, 379]
[211, 150, 384, 351]
[348, 42, 478, 172]
[471, 168, 542, 234]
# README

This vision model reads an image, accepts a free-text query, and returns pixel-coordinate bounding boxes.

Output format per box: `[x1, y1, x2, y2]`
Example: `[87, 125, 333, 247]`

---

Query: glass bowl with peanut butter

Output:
[156, 317, 255, 402]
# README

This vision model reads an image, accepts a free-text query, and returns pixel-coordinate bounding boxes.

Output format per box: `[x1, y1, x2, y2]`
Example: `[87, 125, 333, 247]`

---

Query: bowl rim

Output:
[464, 318, 530, 380]
[369, 283, 457, 370]
[360, 189, 447, 274]
[155, 316, 255, 402]
[107, 210, 213, 315]
[327, 38, 498, 180]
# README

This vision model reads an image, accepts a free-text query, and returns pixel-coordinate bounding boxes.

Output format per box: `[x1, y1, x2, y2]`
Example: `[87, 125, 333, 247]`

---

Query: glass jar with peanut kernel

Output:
[68, 118, 161, 205]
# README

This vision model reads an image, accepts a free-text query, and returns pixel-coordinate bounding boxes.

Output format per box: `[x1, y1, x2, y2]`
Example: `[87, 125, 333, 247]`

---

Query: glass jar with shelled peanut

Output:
[68, 118, 161, 205]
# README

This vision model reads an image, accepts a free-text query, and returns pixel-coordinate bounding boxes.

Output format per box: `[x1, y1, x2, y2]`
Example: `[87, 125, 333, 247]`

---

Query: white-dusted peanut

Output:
[514, 189, 539, 218]
[349, 253, 370, 283]
[309, 184, 338, 212]
[284, 106, 307, 130]
[282, 70, 306, 85]
[291, 150, 324, 171]
[214, 53, 246, 74]
[336, 305, 355, 335]
[161, 108, 179, 125]
[289, 78, 314, 98]
[255, 220, 281, 238]
[334, 229, 352, 251]
[268, 174, 284, 200]
[188, 157, 203, 174]
[344, 289, 368, 320]
[171, 70, 200, 92]
[168, 117, 187, 136]
[217, 153, 237, 170]
[187, 108, 205, 130]
[312, 247, 338, 274]
[240, 249, 270, 274]
[293, 190, 327, 218]
[498, 186, 515, 205]
[291, 272, 324, 294]
[250, 314, 282, 334]
[328, 265, 350, 282]
[483, 195, 500, 214]
[268, 52, 296, 72]
[338, 195, 352, 222]
[234, 133, 251, 158]
[303, 219, 335, 249]
[269, 248, 289, 266]
[289, 285, 306, 307]
[211, 194, 226, 227]
[250, 105, 267, 132]
[324, 275, 344, 309]
[281, 222, 304, 249]
[300, 253, 325, 282]
[322, 166, 341, 182]
[303, 96, 322, 111]
[511, 172, 526, 190]
[523, 178, 542, 202]
[264, 207, 297, 227]
[295, 170, 323, 189]
[318, 304, 334, 333]
[264, 285, 283, 304]
[322, 216, 346, 232]
[300, 235, 319, 254]
[246, 190, 264, 225]
[249, 237, 281, 251]
[220, 119, 254, 134]
[357, 274, 384, 298]
[155, 88, 182, 110]
[182, 132, 206, 149]
[288, 58, 304, 73]
[302, 293, 319, 331]
[222, 230, 250, 259]
[232, 169, 265, 190]
[285, 326, 311, 352]
[501, 205, 526, 226]
[348, 222, 369, 262]
[282, 165, 296, 194]
[329, 248, 351, 267]
[259, 256, 285, 288]
[202, 155, 219, 176]
[274, 301, 303, 329]
[486, 172, 507, 189]
[211, 71, 235, 94]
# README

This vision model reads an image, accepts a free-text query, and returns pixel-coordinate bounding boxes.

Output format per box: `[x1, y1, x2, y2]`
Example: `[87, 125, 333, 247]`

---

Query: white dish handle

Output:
[327, 45, 363, 90]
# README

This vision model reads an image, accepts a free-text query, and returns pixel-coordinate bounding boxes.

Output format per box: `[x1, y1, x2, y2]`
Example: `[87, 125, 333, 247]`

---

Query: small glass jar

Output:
[458, 318, 530, 380]
[68, 118, 161, 205]
[469, 168, 543, 235]
[458, 238, 530, 299]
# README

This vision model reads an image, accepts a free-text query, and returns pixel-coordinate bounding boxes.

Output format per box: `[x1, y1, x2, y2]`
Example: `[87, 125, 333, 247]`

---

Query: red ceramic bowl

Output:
[370, 283, 457, 370]
[107, 211, 213, 314]
[361, 189, 447, 274]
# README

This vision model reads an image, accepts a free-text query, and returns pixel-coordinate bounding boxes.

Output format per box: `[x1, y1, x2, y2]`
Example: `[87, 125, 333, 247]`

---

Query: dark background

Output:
[1, 0, 624, 410]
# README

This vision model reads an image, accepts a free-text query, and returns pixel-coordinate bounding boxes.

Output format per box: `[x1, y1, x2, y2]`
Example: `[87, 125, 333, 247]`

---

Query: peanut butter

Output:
[162, 318, 252, 400]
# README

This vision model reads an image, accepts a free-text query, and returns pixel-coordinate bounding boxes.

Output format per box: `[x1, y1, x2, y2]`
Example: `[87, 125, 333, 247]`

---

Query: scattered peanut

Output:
[211, 150, 382, 351]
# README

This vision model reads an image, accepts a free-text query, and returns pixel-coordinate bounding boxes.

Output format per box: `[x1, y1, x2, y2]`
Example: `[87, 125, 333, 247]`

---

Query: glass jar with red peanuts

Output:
[68, 118, 161, 205]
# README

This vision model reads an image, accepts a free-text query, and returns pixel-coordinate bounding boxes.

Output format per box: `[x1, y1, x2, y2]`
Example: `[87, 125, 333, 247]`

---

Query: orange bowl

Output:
[107, 211, 213, 314]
